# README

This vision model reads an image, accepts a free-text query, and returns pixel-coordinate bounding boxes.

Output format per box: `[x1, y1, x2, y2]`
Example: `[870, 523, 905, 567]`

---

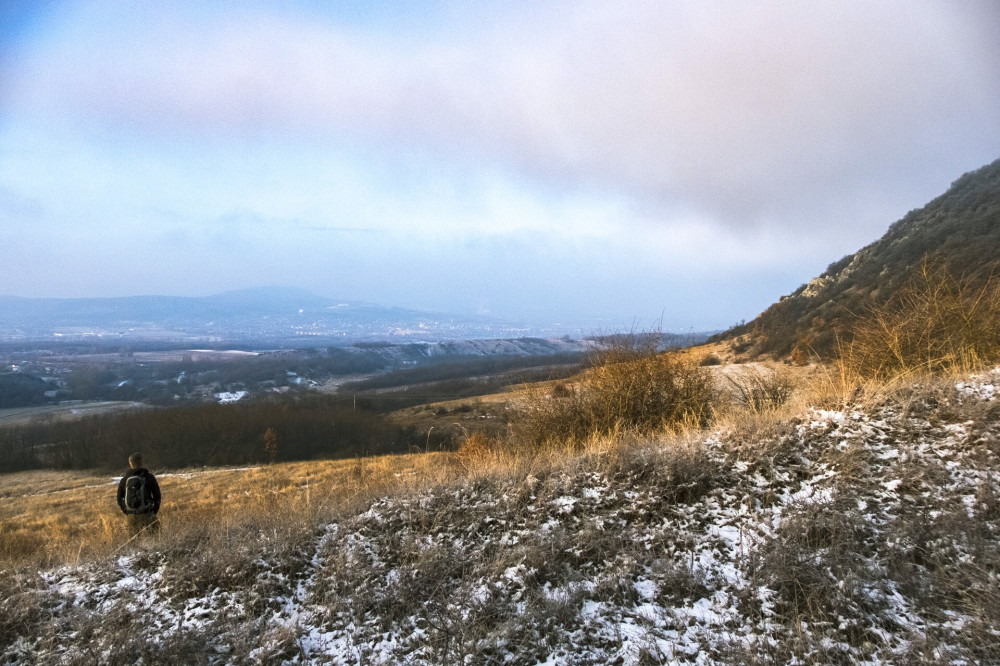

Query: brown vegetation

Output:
[722, 364, 794, 415]
[510, 336, 717, 448]
[0, 454, 458, 568]
[840, 263, 1000, 381]
[714, 156, 1000, 360]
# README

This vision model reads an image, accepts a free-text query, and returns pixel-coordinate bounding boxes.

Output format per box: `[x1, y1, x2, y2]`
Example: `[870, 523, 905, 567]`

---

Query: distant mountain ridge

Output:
[0, 287, 553, 343]
[716, 157, 1000, 358]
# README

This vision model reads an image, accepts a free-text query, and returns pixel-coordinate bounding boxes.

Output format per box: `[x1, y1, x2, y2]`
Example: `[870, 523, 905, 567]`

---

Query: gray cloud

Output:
[10, 0, 1000, 236]
[2, 1, 999, 325]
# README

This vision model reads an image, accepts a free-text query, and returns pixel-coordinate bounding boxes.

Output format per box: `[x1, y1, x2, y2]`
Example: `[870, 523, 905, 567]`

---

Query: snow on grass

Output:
[4, 370, 1000, 664]
[956, 367, 1000, 401]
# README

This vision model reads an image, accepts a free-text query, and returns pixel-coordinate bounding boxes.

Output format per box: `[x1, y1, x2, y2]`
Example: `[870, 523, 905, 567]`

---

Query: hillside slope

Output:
[5, 369, 999, 664]
[719, 158, 1000, 359]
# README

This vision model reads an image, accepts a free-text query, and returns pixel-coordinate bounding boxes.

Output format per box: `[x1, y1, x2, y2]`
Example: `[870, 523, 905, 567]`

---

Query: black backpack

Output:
[123, 474, 153, 514]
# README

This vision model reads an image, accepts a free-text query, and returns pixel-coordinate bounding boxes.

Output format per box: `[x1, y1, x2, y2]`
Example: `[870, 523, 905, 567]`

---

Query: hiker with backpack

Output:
[117, 452, 161, 538]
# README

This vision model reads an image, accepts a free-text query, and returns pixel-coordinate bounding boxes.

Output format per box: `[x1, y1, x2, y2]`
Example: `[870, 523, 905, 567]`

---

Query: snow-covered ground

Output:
[213, 390, 249, 404]
[4, 369, 1000, 664]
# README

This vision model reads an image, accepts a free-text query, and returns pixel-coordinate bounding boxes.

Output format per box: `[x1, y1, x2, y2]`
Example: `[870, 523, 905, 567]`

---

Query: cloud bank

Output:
[14, 1, 1000, 225]
[1, 1, 999, 326]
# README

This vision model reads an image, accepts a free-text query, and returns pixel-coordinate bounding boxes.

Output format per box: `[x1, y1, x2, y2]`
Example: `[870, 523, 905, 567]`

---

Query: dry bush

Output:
[0, 570, 54, 655]
[303, 434, 722, 665]
[453, 431, 497, 473]
[154, 507, 316, 611]
[841, 263, 1000, 382]
[724, 365, 794, 414]
[700, 353, 723, 366]
[310, 511, 529, 663]
[718, 416, 802, 508]
[511, 334, 717, 448]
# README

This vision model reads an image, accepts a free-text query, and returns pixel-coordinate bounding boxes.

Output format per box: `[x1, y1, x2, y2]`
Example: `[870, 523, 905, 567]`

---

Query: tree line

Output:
[0, 395, 439, 473]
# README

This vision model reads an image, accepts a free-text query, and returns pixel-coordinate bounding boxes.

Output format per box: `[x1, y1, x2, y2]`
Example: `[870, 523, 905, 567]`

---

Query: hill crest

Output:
[720, 157, 1000, 358]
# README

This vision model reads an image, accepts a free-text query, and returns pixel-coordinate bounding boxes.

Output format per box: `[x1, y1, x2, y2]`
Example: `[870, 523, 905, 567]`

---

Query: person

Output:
[116, 452, 161, 539]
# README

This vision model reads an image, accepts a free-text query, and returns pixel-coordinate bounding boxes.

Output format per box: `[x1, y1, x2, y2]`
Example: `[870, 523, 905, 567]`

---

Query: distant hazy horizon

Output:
[0, 285, 694, 343]
[2, 1, 998, 330]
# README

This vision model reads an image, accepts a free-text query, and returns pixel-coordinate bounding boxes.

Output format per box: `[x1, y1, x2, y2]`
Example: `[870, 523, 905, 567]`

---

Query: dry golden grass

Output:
[840, 263, 1000, 382]
[0, 337, 859, 574]
[0, 452, 471, 568]
[1, 334, 964, 573]
[508, 343, 720, 451]
[0, 421, 719, 571]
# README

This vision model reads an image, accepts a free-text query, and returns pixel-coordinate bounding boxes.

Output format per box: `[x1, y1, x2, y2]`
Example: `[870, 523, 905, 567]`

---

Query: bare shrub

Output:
[648, 559, 709, 605]
[551, 382, 572, 397]
[884, 481, 1000, 662]
[700, 353, 723, 366]
[841, 263, 1000, 381]
[512, 334, 717, 447]
[724, 365, 794, 414]
[155, 509, 315, 613]
[790, 346, 810, 366]
[719, 416, 801, 504]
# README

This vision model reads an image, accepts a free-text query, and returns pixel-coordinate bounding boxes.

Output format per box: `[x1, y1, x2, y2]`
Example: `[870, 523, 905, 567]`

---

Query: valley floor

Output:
[3, 370, 1000, 664]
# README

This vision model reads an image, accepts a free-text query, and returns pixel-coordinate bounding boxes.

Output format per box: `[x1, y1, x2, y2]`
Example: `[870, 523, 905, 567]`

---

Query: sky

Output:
[1, 1, 999, 331]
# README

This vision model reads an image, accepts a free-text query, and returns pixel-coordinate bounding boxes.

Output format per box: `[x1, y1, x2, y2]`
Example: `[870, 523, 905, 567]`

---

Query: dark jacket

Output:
[117, 468, 161, 515]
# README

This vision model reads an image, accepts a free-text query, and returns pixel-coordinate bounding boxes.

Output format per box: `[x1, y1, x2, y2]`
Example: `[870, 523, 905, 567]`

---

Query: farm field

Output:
[0, 401, 147, 427]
